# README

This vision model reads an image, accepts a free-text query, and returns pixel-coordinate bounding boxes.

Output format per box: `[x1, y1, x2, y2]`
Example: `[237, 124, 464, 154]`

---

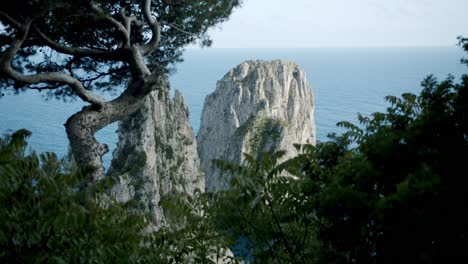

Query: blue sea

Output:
[0, 47, 466, 168]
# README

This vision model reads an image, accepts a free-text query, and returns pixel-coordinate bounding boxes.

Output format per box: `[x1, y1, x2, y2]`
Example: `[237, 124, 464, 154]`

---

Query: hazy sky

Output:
[206, 0, 468, 48]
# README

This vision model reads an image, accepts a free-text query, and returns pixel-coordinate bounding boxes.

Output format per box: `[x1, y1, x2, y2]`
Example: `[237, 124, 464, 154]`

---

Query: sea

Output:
[0, 47, 466, 168]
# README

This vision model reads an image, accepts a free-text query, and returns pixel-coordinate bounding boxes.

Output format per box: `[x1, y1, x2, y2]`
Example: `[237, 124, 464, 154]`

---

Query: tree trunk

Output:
[65, 76, 165, 187]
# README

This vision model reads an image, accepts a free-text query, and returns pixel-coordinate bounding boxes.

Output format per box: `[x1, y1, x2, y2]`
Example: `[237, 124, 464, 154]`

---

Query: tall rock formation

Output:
[197, 60, 316, 192]
[108, 89, 204, 229]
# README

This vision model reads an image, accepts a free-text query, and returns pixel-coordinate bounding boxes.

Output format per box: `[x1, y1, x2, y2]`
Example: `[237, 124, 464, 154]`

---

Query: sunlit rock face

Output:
[197, 60, 316, 193]
[108, 89, 204, 229]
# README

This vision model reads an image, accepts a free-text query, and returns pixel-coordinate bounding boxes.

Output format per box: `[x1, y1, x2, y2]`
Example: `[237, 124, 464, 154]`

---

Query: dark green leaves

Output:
[0, 130, 151, 263]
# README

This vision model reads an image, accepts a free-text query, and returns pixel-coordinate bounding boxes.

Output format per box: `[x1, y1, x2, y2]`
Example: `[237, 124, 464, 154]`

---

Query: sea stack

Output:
[197, 60, 316, 192]
[108, 89, 204, 229]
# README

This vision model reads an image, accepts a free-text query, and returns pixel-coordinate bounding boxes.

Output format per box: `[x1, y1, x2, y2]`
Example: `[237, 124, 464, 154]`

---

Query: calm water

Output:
[0, 47, 465, 168]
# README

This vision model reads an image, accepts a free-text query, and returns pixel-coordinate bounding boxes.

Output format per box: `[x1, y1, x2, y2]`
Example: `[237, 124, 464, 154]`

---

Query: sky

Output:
[205, 0, 468, 48]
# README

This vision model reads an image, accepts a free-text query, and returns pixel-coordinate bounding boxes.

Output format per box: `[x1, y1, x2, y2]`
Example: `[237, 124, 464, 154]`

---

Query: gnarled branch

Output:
[119, 8, 140, 47]
[139, 0, 161, 55]
[0, 21, 105, 107]
[90, 2, 131, 47]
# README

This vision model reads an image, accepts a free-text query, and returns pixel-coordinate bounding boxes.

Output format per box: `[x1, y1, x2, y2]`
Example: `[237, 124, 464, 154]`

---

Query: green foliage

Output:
[0, 130, 245, 263]
[153, 190, 239, 263]
[210, 43, 468, 263]
[212, 151, 319, 263]
[0, 130, 153, 263]
[308, 67, 468, 263]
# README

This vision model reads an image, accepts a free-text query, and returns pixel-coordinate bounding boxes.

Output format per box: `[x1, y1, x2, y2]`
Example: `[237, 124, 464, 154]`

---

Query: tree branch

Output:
[126, 47, 151, 80]
[0, 21, 105, 107]
[81, 67, 127, 89]
[11, 72, 105, 107]
[164, 22, 198, 36]
[119, 8, 140, 47]
[138, 0, 161, 55]
[0, 11, 22, 29]
[90, 2, 131, 47]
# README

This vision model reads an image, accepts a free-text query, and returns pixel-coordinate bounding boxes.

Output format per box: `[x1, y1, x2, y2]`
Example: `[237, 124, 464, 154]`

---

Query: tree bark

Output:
[65, 75, 166, 187]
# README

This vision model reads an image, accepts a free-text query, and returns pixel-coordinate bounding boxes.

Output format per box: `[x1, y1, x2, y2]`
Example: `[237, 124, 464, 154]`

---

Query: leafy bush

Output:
[0, 130, 150, 263]
[0, 130, 239, 263]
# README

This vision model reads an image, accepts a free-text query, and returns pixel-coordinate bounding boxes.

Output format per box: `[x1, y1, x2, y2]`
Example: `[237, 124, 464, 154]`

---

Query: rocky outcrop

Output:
[108, 89, 204, 229]
[197, 60, 316, 192]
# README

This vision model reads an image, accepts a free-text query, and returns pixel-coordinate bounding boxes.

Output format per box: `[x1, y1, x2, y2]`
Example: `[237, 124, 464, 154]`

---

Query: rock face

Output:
[197, 60, 316, 193]
[108, 89, 204, 229]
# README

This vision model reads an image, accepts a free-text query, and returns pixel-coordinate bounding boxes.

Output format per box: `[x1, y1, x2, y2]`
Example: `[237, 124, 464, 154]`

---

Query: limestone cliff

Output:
[197, 60, 316, 192]
[108, 89, 204, 229]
